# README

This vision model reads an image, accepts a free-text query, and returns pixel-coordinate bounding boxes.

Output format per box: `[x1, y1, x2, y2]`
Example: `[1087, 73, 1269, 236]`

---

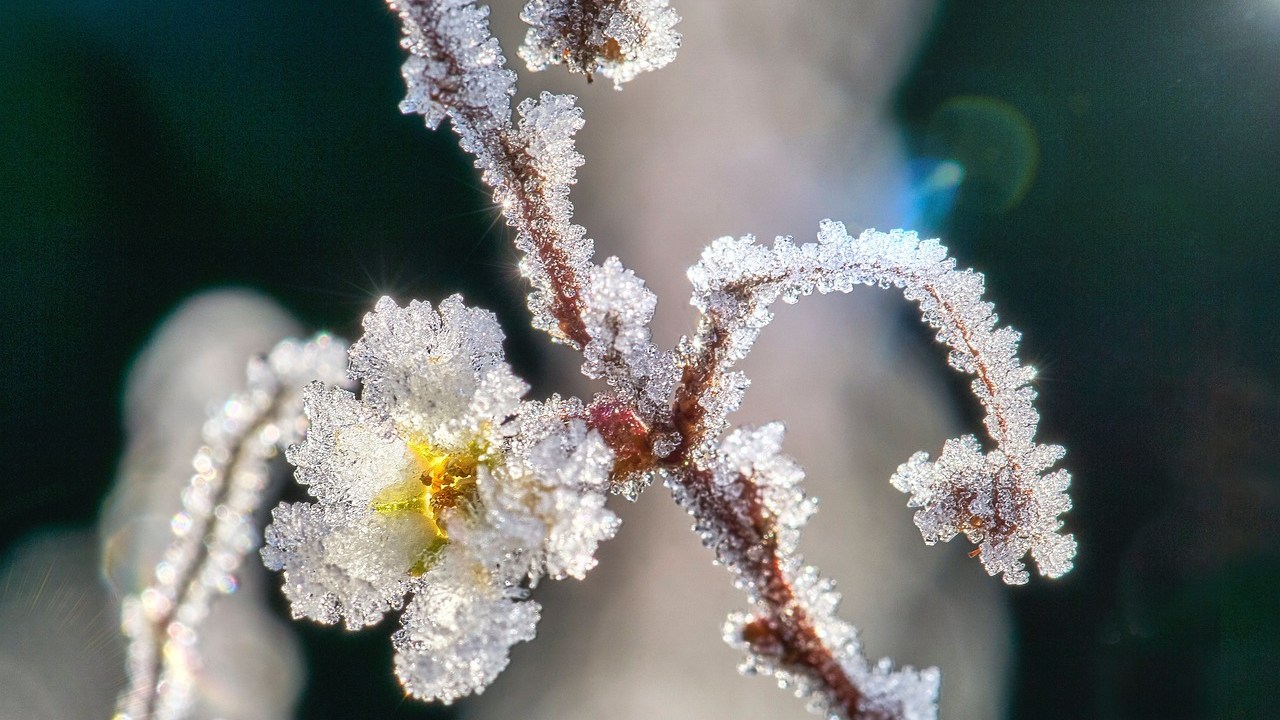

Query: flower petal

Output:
[287, 382, 418, 510]
[349, 296, 522, 437]
[391, 561, 540, 702]
[261, 502, 415, 629]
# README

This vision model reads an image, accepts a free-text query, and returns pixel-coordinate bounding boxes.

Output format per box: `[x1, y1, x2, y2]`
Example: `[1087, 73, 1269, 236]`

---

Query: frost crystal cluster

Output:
[116, 2, 1078, 719]
[519, 0, 681, 87]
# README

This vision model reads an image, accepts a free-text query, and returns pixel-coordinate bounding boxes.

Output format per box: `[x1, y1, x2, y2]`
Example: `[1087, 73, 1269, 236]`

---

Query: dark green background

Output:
[2, 1, 1278, 718]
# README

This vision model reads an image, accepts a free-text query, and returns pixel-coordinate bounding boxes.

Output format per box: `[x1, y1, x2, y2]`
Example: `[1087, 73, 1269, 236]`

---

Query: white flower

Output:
[262, 295, 618, 702]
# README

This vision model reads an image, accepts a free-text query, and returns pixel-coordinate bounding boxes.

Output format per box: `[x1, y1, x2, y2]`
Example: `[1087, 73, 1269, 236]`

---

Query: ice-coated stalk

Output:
[115, 335, 348, 720]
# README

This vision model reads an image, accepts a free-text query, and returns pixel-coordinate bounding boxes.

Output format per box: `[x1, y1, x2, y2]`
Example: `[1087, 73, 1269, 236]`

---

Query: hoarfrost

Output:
[391, 0, 597, 347]
[392, 557, 540, 703]
[478, 395, 620, 581]
[390, 0, 515, 132]
[519, 0, 681, 87]
[263, 500, 420, 629]
[582, 256, 678, 420]
[508, 92, 597, 344]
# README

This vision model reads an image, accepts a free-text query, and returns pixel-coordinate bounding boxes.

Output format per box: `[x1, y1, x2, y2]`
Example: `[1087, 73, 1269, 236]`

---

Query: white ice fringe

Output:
[668, 424, 940, 720]
[391, 0, 598, 348]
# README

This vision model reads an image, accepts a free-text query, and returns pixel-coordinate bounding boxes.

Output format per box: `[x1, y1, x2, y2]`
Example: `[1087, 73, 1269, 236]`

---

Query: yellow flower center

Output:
[371, 436, 485, 574]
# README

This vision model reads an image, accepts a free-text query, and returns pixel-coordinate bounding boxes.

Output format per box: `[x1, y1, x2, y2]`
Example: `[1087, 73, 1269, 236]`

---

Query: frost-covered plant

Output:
[115, 2, 1076, 719]
[263, 297, 617, 701]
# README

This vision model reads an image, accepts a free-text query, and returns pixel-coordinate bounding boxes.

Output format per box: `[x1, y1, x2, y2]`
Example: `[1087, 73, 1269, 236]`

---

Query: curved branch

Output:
[683, 221, 1076, 584]
[116, 367, 282, 720]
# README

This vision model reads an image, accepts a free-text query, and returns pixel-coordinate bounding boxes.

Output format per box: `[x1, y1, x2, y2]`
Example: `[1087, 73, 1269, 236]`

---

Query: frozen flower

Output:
[262, 295, 618, 702]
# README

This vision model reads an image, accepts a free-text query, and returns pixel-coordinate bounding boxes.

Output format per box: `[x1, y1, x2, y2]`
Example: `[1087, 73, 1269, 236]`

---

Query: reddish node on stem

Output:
[586, 394, 655, 479]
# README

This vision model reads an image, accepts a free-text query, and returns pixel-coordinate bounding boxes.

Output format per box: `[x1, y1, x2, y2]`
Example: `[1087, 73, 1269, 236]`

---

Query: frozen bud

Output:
[520, 0, 681, 87]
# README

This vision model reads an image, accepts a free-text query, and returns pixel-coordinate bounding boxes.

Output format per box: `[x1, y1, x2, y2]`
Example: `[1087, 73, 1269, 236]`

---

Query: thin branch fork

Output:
[409, 19, 915, 716]
[391, 3, 977, 717]
[581, 317, 910, 718]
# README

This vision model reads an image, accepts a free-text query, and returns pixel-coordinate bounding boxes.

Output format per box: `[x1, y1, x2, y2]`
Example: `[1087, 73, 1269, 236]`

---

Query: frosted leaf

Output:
[285, 383, 422, 511]
[348, 295, 524, 439]
[264, 296, 619, 702]
[686, 221, 1075, 584]
[481, 401, 620, 580]
[519, 0, 681, 87]
[582, 257, 678, 420]
[392, 558, 540, 703]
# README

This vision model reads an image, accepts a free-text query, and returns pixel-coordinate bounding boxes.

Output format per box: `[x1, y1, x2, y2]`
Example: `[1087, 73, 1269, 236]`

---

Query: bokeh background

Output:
[3, 1, 1278, 718]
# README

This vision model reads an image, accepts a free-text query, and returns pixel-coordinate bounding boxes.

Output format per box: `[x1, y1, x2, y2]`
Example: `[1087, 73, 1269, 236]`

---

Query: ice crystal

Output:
[116, 333, 348, 720]
[262, 296, 618, 701]
[507, 92, 597, 344]
[519, 0, 681, 87]
[687, 220, 1076, 584]
[392, 560, 541, 702]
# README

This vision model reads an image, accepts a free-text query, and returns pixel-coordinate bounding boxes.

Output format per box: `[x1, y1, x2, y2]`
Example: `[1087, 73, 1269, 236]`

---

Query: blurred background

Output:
[2, 1, 1278, 719]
